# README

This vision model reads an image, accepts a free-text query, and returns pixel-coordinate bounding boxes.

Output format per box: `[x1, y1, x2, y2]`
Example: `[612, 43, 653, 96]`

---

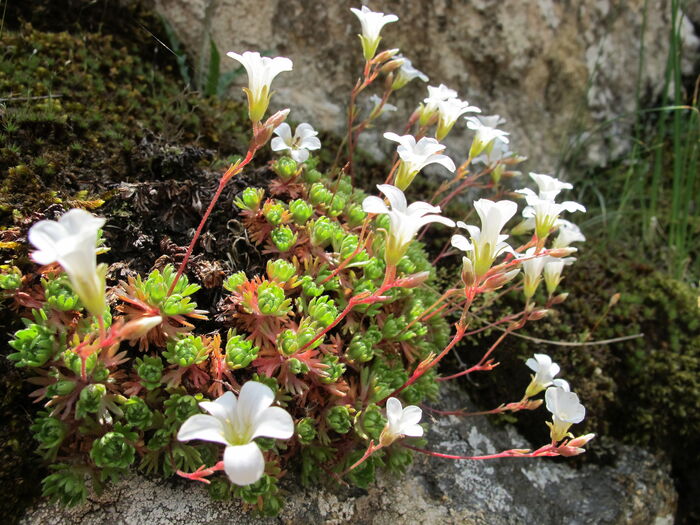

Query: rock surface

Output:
[151, 0, 699, 171]
[22, 384, 677, 525]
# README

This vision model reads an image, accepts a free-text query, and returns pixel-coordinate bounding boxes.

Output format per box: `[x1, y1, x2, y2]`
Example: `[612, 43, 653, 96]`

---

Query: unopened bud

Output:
[374, 48, 400, 64]
[482, 268, 520, 291]
[528, 309, 549, 321]
[121, 315, 163, 340]
[548, 247, 577, 257]
[550, 292, 569, 305]
[568, 433, 596, 448]
[461, 257, 476, 287]
[380, 57, 405, 75]
[394, 271, 430, 289]
[252, 108, 290, 150]
[609, 293, 620, 307]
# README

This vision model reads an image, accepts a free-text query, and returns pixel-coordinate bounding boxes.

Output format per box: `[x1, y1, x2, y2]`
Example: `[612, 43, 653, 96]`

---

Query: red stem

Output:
[403, 444, 558, 460]
[168, 153, 253, 295]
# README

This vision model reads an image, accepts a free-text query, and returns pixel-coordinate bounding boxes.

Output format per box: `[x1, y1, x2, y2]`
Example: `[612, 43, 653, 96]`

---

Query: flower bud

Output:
[460, 256, 476, 287]
[551, 292, 569, 305]
[252, 108, 290, 150]
[374, 48, 400, 63]
[548, 247, 578, 257]
[528, 309, 550, 321]
[120, 315, 162, 341]
[482, 268, 520, 291]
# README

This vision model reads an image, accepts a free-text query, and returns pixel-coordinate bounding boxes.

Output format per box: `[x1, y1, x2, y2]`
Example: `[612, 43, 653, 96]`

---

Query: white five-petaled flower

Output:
[383, 132, 455, 190]
[543, 256, 576, 295]
[552, 219, 586, 249]
[435, 98, 481, 140]
[517, 173, 585, 241]
[270, 122, 321, 163]
[380, 397, 423, 446]
[177, 381, 294, 486]
[545, 385, 586, 442]
[525, 353, 561, 397]
[28, 208, 106, 318]
[391, 56, 429, 90]
[450, 198, 518, 277]
[226, 51, 293, 123]
[368, 94, 397, 119]
[520, 247, 551, 299]
[465, 115, 510, 158]
[350, 5, 399, 60]
[362, 184, 455, 266]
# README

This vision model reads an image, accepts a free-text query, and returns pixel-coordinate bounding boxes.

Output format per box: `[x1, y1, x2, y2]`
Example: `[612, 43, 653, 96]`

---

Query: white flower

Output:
[545, 385, 586, 442]
[270, 122, 321, 163]
[435, 98, 480, 140]
[177, 382, 293, 486]
[380, 397, 423, 446]
[517, 175, 586, 241]
[28, 209, 106, 318]
[350, 6, 399, 60]
[391, 56, 428, 90]
[368, 94, 397, 119]
[553, 220, 586, 249]
[543, 256, 575, 295]
[383, 132, 455, 190]
[529, 173, 573, 200]
[520, 247, 550, 299]
[450, 198, 518, 277]
[226, 51, 293, 122]
[362, 184, 455, 266]
[465, 115, 510, 158]
[525, 353, 561, 397]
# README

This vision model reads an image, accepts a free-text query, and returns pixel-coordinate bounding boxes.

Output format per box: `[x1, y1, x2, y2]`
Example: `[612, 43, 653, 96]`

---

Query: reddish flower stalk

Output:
[422, 398, 541, 417]
[339, 440, 382, 477]
[168, 151, 254, 296]
[437, 327, 512, 382]
[177, 461, 226, 484]
[402, 443, 560, 460]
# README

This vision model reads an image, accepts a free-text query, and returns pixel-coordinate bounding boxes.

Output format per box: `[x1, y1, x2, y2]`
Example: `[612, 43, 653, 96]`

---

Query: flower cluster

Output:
[5, 4, 594, 516]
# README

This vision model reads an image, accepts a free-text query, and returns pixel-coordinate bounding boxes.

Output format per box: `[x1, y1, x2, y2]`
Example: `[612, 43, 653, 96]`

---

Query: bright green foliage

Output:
[270, 225, 297, 252]
[345, 451, 382, 489]
[163, 335, 209, 367]
[41, 466, 88, 507]
[309, 182, 332, 206]
[164, 394, 202, 425]
[300, 275, 324, 297]
[31, 413, 67, 458]
[43, 276, 81, 311]
[359, 404, 386, 440]
[347, 333, 374, 363]
[296, 417, 317, 444]
[385, 447, 414, 474]
[257, 282, 291, 316]
[208, 479, 232, 500]
[134, 356, 164, 390]
[238, 474, 273, 504]
[76, 383, 107, 419]
[277, 329, 298, 355]
[274, 156, 298, 179]
[307, 296, 338, 328]
[223, 271, 247, 292]
[289, 199, 314, 225]
[8, 310, 57, 367]
[90, 431, 136, 469]
[346, 203, 366, 227]
[287, 357, 309, 374]
[303, 168, 323, 183]
[267, 259, 297, 282]
[123, 397, 154, 430]
[320, 355, 345, 384]
[138, 265, 200, 316]
[263, 202, 285, 226]
[327, 194, 346, 217]
[309, 216, 334, 247]
[0, 267, 22, 290]
[326, 405, 352, 434]
[234, 187, 265, 211]
[225, 332, 259, 369]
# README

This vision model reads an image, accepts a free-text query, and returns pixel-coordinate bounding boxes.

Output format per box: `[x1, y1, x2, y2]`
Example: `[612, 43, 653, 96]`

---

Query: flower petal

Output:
[362, 196, 389, 215]
[400, 405, 423, 427]
[273, 123, 293, 143]
[177, 414, 228, 445]
[236, 381, 275, 431]
[223, 442, 265, 486]
[377, 184, 407, 212]
[386, 397, 403, 426]
[401, 423, 424, 438]
[199, 391, 237, 421]
[270, 136, 290, 152]
[251, 406, 294, 440]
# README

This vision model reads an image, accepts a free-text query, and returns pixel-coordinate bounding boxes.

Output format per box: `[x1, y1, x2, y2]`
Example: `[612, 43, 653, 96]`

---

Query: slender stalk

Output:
[403, 444, 558, 460]
[437, 327, 511, 382]
[168, 153, 253, 295]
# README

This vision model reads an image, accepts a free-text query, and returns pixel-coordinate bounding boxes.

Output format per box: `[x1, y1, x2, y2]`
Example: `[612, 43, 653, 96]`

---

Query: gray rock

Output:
[150, 0, 700, 172]
[21, 384, 676, 524]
